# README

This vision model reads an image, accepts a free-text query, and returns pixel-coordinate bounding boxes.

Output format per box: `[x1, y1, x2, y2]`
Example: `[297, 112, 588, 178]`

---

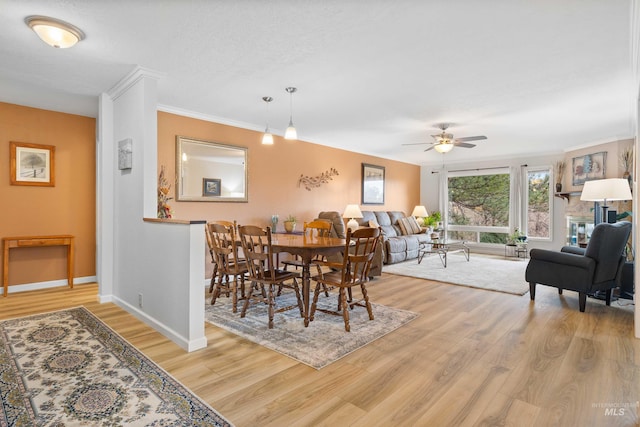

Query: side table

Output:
[2, 235, 74, 296]
[505, 243, 528, 259]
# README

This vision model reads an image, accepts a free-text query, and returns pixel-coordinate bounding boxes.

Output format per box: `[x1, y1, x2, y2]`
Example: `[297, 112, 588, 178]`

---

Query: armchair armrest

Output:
[529, 249, 595, 270]
[561, 246, 586, 256]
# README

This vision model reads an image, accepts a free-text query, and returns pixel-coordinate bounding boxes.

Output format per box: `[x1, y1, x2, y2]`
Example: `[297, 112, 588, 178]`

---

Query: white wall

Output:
[97, 67, 207, 351]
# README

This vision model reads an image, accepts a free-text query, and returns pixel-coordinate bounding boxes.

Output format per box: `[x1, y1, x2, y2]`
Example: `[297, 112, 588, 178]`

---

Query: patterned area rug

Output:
[0, 307, 232, 426]
[383, 253, 529, 295]
[205, 291, 419, 369]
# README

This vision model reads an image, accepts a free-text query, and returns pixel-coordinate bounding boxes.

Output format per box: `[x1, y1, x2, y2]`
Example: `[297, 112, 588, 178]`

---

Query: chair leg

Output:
[529, 282, 536, 300]
[268, 284, 276, 329]
[579, 293, 587, 312]
[558, 288, 563, 294]
[361, 284, 374, 321]
[231, 276, 238, 313]
[605, 289, 612, 306]
[292, 278, 304, 317]
[340, 289, 351, 332]
[209, 264, 218, 293]
[310, 283, 322, 321]
[240, 281, 255, 318]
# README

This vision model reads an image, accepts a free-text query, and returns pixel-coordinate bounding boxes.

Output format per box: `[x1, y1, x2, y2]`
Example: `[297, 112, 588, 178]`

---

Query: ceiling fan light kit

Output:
[402, 123, 487, 154]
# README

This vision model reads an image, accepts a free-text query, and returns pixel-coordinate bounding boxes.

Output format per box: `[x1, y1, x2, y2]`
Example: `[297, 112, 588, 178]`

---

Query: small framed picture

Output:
[118, 138, 132, 170]
[10, 141, 55, 187]
[203, 178, 221, 197]
[361, 163, 385, 205]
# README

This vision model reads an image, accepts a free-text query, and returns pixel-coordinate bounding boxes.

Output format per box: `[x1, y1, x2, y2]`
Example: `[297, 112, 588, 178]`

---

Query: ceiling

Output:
[0, 1, 635, 166]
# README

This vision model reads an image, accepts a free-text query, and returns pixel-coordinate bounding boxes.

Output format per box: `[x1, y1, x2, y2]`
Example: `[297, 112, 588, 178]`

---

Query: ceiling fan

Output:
[403, 124, 487, 153]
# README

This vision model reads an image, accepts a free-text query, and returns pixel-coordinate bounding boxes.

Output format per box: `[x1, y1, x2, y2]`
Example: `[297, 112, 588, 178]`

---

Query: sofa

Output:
[317, 210, 429, 269]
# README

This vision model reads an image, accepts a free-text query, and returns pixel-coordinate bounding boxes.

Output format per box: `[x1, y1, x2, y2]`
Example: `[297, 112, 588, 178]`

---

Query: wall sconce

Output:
[25, 15, 85, 48]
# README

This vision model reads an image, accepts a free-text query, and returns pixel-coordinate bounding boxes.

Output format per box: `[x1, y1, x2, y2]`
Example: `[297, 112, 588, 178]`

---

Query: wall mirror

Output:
[176, 136, 248, 202]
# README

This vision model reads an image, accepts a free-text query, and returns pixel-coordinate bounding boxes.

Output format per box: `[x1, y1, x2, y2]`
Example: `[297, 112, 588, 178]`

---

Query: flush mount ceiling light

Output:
[261, 96, 274, 145]
[284, 87, 297, 140]
[25, 15, 85, 48]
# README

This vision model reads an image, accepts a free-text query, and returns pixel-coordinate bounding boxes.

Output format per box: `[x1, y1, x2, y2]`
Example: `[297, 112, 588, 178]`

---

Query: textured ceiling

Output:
[0, 1, 634, 165]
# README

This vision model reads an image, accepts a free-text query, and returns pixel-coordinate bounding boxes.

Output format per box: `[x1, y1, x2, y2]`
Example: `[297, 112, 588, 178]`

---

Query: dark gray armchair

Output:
[525, 221, 631, 312]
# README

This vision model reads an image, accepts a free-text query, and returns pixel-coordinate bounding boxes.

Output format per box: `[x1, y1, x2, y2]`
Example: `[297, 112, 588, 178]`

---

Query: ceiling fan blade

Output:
[424, 145, 435, 152]
[401, 142, 430, 146]
[454, 142, 476, 148]
[455, 135, 487, 142]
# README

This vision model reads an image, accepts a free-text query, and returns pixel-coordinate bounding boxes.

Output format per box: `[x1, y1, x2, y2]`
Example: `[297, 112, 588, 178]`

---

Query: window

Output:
[526, 167, 552, 239]
[447, 168, 510, 243]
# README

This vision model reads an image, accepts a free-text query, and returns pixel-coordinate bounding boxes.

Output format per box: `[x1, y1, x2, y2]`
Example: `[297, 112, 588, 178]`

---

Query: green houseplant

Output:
[423, 211, 441, 228]
[284, 214, 297, 233]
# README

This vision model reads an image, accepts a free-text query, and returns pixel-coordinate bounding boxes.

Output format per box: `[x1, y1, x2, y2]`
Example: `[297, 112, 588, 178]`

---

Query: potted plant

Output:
[284, 214, 297, 233]
[423, 211, 441, 237]
[554, 160, 566, 193]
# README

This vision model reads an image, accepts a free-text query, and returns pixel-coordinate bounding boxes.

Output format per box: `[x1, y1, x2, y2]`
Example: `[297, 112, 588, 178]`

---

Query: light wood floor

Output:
[1, 274, 639, 427]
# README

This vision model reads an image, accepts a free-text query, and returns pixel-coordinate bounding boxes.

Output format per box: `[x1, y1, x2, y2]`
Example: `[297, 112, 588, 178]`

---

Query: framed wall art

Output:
[10, 141, 55, 187]
[361, 163, 385, 205]
[202, 178, 221, 197]
[572, 151, 606, 186]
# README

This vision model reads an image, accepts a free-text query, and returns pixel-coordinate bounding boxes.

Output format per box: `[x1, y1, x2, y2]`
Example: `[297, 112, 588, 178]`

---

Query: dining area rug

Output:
[383, 253, 529, 295]
[0, 307, 232, 426]
[205, 292, 419, 369]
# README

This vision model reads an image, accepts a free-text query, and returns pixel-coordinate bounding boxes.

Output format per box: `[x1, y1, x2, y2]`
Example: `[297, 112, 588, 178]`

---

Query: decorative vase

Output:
[555, 183, 562, 193]
[284, 221, 296, 233]
[623, 171, 632, 188]
[271, 214, 279, 232]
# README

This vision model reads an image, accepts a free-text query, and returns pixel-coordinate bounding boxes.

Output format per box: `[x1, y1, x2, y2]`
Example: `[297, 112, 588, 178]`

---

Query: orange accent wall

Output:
[1, 102, 96, 286]
[158, 111, 421, 225]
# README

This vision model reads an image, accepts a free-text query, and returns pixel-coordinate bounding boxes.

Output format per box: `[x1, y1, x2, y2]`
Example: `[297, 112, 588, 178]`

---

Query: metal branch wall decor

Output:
[298, 168, 339, 191]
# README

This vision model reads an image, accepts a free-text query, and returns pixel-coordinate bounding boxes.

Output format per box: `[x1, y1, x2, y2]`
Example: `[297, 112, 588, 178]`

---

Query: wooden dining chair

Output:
[310, 227, 381, 332]
[206, 220, 236, 294]
[208, 222, 248, 313]
[238, 225, 304, 329]
[281, 219, 334, 296]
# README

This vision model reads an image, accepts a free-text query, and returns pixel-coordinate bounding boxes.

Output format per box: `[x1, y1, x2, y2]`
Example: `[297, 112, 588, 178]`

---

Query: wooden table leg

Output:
[3, 240, 8, 297]
[67, 237, 74, 289]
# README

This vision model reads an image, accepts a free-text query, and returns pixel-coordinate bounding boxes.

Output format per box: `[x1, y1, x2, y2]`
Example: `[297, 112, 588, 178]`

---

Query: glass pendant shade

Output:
[284, 87, 297, 140]
[262, 129, 274, 145]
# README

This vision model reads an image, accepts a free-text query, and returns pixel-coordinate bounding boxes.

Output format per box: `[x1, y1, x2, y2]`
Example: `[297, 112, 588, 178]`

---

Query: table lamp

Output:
[343, 204, 363, 232]
[411, 205, 429, 224]
[580, 178, 632, 224]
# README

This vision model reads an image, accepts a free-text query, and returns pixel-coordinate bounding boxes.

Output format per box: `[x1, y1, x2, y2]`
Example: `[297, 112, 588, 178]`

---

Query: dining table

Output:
[271, 232, 346, 326]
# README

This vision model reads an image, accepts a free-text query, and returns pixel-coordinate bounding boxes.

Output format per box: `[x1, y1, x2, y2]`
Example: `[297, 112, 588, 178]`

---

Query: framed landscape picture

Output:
[202, 178, 221, 197]
[362, 163, 385, 205]
[10, 141, 55, 187]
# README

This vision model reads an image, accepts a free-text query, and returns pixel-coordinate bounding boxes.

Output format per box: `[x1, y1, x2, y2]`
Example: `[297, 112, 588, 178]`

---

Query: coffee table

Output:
[417, 239, 469, 267]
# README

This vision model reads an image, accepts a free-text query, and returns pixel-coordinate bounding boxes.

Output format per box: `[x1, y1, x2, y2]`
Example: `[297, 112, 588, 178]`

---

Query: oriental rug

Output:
[383, 253, 529, 296]
[0, 307, 232, 426]
[205, 292, 418, 369]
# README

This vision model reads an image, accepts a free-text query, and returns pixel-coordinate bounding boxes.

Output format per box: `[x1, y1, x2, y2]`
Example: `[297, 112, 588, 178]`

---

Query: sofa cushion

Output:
[374, 211, 392, 226]
[358, 211, 377, 227]
[380, 225, 397, 237]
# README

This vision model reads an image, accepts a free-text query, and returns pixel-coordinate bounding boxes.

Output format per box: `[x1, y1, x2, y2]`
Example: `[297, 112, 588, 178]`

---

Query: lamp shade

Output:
[343, 204, 363, 219]
[411, 205, 429, 218]
[580, 178, 632, 202]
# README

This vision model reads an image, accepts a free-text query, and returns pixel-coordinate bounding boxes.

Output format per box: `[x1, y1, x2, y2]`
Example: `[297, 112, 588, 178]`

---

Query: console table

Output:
[2, 235, 74, 297]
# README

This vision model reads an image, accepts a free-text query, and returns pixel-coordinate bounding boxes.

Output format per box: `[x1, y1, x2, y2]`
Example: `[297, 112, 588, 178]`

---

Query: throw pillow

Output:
[397, 217, 411, 235]
[408, 216, 422, 234]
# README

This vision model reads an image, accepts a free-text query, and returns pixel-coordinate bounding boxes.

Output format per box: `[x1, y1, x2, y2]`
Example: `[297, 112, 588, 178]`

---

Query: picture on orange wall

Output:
[10, 141, 55, 187]
[362, 163, 385, 205]
[203, 178, 221, 197]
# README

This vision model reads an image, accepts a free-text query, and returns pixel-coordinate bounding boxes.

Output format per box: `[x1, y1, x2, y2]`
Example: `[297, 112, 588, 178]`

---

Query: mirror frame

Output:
[175, 136, 248, 202]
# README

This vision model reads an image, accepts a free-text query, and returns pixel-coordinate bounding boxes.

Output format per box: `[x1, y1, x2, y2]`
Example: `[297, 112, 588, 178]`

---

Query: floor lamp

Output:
[580, 178, 632, 224]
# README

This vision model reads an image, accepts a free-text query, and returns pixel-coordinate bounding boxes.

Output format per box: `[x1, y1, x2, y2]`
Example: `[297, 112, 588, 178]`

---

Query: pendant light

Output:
[284, 87, 297, 140]
[261, 96, 274, 145]
[25, 15, 85, 48]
